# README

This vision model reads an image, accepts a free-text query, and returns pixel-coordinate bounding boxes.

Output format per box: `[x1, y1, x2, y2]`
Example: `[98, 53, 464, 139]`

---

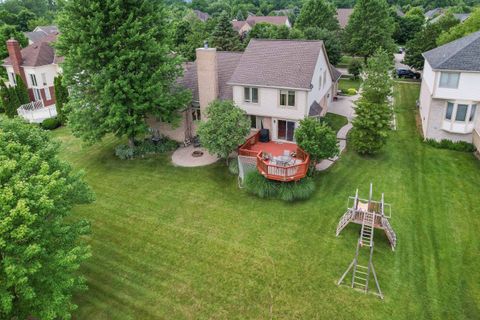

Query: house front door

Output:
[277, 120, 295, 142]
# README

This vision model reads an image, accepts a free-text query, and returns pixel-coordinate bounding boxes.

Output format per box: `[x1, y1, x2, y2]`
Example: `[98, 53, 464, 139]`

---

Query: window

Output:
[446, 102, 454, 120]
[44, 87, 51, 100]
[9, 72, 16, 85]
[455, 104, 468, 121]
[280, 90, 295, 107]
[277, 120, 295, 141]
[323, 70, 327, 88]
[319, 74, 323, 88]
[439, 72, 460, 89]
[33, 88, 42, 101]
[41, 73, 47, 86]
[30, 74, 38, 87]
[244, 87, 258, 103]
[192, 107, 201, 121]
[470, 104, 477, 122]
[250, 115, 263, 129]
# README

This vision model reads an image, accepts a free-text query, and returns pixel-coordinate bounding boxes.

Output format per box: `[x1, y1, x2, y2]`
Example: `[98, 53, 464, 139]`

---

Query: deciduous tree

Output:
[344, 0, 395, 61]
[0, 117, 94, 319]
[56, 0, 191, 147]
[437, 7, 480, 45]
[197, 100, 250, 164]
[54, 75, 69, 124]
[361, 49, 394, 104]
[295, 117, 339, 172]
[296, 0, 339, 31]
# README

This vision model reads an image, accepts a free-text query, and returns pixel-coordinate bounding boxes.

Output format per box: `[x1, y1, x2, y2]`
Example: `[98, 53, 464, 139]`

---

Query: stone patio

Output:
[171, 145, 219, 167]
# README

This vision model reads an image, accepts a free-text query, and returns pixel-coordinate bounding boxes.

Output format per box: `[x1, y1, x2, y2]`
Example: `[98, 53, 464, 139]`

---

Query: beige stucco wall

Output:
[232, 86, 308, 121]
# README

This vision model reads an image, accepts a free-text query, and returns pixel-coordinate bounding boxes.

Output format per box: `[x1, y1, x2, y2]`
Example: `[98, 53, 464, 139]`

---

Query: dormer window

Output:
[244, 87, 258, 103]
[280, 90, 295, 107]
[439, 72, 460, 89]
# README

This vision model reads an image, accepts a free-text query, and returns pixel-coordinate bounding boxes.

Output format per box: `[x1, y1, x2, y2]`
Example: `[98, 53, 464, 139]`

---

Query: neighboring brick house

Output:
[150, 39, 341, 143]
[419, 31, 480, 149]
[232, 16, 291, 35]
[3, 34, 62, 109]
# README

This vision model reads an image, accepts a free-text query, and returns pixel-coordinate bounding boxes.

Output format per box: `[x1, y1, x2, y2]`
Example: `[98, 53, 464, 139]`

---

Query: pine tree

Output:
[0, 117, 94, 319]
[210, 11, 243, 51]
[54, 75, 69, 123]
[344, 0, 395, 61]
[295, 0, 339, 31]
[15, 74, 30, 104]
[56, 0, 191, 147]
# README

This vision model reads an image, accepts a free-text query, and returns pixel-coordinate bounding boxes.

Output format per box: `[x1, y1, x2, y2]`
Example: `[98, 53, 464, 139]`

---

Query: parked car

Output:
[396, 68, 421, 79]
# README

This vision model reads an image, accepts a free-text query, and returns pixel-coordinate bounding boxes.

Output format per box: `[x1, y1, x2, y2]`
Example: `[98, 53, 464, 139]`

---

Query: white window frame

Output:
[442, 101, 477, 134]
[44, 87, 51, 100]
[277, 119, 296, 142]
[33, 88, 42, 101]
[9, 72, 16, 85]
[244, 87, 258, 104]
[279, 90, 295, 107]
[41, 73, 47, 86]
[439, 72, 460, 89]
[30, 73, 38, 87]
[250, 115, 263, 129]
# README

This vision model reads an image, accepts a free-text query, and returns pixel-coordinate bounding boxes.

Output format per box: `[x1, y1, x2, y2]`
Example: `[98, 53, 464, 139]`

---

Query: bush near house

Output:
[40, 117, 61, 130]
[425, 139, 476, 153]
[115, 137, 178, 160]
[244, 171, 315, 202]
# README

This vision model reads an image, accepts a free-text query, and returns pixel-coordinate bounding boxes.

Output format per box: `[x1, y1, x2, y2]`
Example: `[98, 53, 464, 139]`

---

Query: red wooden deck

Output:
[238, 132, 310, 182]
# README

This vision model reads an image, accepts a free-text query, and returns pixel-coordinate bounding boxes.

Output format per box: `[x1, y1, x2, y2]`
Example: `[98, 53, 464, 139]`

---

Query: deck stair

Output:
[336, 184, 394, 299]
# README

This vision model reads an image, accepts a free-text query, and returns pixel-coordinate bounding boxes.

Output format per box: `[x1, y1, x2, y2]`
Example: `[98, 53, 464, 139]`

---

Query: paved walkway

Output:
[171, 145, 219, 167]
[316, 94, 358, 171]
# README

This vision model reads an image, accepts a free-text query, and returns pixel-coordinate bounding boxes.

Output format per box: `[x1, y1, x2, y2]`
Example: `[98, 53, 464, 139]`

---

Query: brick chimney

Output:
[196, 45, 219, 117]
[6, 39, 26, 83]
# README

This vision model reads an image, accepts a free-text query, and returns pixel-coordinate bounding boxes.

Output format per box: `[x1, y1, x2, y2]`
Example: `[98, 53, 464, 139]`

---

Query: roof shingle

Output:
[228, 39, 324, 90]
[3, 34, 58, 67]
[423, 31, 480, 72]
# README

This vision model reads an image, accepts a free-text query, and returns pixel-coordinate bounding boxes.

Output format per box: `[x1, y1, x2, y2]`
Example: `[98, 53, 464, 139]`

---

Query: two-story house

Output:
[419, 31, 480, 149]
[150, 39, 341, 143]
[3, 34, 62, 110]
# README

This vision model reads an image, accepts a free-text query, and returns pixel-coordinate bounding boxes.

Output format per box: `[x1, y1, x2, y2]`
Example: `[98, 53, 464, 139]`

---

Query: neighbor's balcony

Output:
[238, 132, 310, 182]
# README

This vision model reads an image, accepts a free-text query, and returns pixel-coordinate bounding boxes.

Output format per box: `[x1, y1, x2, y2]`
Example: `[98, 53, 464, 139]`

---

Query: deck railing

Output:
[238, 132, 261, 157]
[256, 151, 309, 182]
[17, 100, 57, 123]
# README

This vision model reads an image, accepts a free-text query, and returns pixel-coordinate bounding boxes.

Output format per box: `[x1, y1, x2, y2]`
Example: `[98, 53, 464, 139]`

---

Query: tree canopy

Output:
[56, 0, 191, 146]
[210, 11, 243, 51]
[344, 0, 395, 61]
[197, 100, 250, 164]
[0, 117, 94, 319]
[295, 0, 339, 31]
[437, 7, 480, 45]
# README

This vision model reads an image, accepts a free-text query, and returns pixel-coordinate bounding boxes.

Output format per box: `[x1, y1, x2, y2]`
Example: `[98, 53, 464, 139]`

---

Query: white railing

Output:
[17, 100, 57, 123]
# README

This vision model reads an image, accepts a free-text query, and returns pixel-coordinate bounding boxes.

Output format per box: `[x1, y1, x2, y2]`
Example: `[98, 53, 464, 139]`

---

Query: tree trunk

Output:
[128, 136, 135, 148]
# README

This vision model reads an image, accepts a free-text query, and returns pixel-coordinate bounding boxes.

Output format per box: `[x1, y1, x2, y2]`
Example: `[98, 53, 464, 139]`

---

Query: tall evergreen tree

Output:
[344, 0, 395, 61]
[295, 0, 339, 31]
[54, 75, 69, 123]
[56, 0, 191, 146]
[210, 11, 242, 51]
[0, 117, 94, 319]
[15, 74, 29, 104]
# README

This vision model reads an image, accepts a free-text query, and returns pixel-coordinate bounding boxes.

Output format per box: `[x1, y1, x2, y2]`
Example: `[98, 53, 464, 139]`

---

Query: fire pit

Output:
[191, 150, 204, 158]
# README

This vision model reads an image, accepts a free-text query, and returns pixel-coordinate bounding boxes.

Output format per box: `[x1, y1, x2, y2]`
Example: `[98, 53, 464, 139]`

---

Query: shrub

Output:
[348, 59, 362, 79]
[244, 171, 316, 202]
[228, 159, 239, 175]
[115, 137, 179, 160]
[40, 117, 61, 130]
[425, 139, 476, 153]
[347, 88, 357, 95]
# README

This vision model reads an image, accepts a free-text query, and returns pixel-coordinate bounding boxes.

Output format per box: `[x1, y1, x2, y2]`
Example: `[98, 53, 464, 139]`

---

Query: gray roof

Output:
[178, 52, 243, 101]
[425, 8, 444, 19]
[430, 13, 470, 24]
[423, 31, 480, 72]
[25, 25, 59, 43]
[228, 39, 325, 90]
[331, 65, 342, 82]
[193, 10, 210, 22]
[336, 8, 353, 29]
[308, 101, 323, 117]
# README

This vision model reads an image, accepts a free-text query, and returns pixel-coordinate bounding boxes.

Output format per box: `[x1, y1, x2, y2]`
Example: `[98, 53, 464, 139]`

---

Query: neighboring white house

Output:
[150, 39, 341, 143]
[419, 31, 480, 149]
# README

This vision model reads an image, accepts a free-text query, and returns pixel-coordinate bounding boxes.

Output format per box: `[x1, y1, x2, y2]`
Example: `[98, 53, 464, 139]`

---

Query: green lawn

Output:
[52, 83, 480, 319]
[336, 55, 364, 68]
[339, 78, 362, 93]
[323, 112, 349, 133]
